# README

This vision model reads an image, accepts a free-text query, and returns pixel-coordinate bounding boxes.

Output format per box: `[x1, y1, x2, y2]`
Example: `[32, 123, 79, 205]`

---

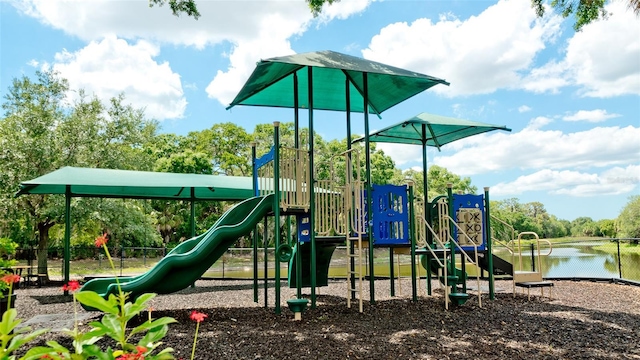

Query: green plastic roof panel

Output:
[354, 112, 511, 151]
[17, 167, 254, 201]
[227, 50, 449, 115]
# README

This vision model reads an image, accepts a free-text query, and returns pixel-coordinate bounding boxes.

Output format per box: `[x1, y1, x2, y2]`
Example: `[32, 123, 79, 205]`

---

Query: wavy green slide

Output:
[81, 194, 273, 307]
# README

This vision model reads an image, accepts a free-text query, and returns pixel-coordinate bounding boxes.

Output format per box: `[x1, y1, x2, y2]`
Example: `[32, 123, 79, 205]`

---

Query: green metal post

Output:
[389, 248, 395, 296]
[484, 187, 495, 300]
[263, 217, 268, 308]
[422, 127, 432, 296]
[273, 121, 282, 314]
[63, 185, 71, 295]
[252, 142, 258, 303]
[408, 182, 417, 302]
[446, 183, 455, 293]
[308, 67, 317, 308]
[363, 73, 375, 304]
[293, 72, 302, 300]
[190, 189, 196, 238]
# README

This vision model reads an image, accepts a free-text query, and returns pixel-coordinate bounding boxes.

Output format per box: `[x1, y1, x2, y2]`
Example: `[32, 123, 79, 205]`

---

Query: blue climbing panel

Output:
[297, 214, 311, 243]
[452, 194, 486, 251]
[371, 184, 409, 246]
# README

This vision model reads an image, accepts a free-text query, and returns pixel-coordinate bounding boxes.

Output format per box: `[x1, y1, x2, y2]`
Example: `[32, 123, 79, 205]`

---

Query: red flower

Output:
[62, 280, 81, 292]
[1, 274, 21, 285]
[94, 233, 108, 247]
[115, 346, 147, 360]
[190, 310, 207, 323]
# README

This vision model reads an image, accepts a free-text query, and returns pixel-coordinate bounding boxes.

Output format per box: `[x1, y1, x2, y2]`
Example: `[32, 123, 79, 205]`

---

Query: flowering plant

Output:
[23, 233, 177, 359]
[0, 237, 18, 296]
[189, 311, 207, 360]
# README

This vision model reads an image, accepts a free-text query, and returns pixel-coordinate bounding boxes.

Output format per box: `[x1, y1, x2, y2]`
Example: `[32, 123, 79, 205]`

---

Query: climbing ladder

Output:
[342, 149, 365, 313]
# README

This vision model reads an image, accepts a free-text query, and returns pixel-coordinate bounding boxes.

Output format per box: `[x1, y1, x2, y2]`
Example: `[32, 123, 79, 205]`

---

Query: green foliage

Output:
[148, 0, 200, 19]
[0, 308, 48, 359]
[307, 0, 340, 16]
[617, 195, 640, 238]
[532, 0, 613, 31]
[400, 165, 477, 201]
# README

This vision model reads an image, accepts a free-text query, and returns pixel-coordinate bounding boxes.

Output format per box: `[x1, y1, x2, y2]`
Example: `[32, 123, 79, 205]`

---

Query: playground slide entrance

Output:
[80, 194, 274, 308]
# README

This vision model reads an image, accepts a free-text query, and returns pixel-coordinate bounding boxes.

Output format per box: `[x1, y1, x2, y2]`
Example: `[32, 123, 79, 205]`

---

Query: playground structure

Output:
[72, 50, 555, 314]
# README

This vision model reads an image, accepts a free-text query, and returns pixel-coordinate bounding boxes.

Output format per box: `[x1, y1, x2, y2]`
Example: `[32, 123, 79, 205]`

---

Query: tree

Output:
[617, 195, 640, 240]
[570, 216, 598, 236]
[597, 219, 616, 238]
[532, 0, 640, 31]
[0, 72, 160, 276]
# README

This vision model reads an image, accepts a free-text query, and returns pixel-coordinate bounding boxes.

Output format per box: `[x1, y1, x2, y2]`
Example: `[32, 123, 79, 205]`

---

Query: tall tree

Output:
[617, 195, 640, 240]
[0, 72, 160, 275]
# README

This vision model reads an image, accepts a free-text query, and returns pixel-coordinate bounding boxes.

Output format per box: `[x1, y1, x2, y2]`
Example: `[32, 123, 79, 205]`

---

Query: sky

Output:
[1, 0, 639, 222]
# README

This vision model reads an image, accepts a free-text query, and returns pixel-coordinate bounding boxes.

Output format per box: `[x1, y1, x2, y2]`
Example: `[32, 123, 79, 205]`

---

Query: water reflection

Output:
[495, 241, 640, 281]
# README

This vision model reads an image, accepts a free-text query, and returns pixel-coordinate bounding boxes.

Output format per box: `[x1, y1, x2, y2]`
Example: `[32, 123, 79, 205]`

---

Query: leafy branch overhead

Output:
[148, 0, 337, 20]
[149, 0, 639, 32]
[532, 0, 640, 30]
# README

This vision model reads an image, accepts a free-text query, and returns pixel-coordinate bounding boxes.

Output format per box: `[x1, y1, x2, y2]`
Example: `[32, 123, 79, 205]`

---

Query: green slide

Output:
[287, 242, 337, 288]
[81, 194, 273, 308]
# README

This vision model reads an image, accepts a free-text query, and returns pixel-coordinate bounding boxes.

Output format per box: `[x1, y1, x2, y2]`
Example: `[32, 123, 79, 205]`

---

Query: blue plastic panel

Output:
[371, 184, 409, 245]
[452, 194, 486, 251]
[297, 214, 311, 243]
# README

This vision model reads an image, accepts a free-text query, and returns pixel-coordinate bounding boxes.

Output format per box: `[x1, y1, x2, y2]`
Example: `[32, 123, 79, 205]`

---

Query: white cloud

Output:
[563, 109, 621, 122]
[15, 0, 373, 107]
[49, 36, 186, 120]
[518, 105, 532, 113]
[433, 125, 640, 175]
[492, 165, 640, 197]
[523, 1, 640, 97]
[526, 116, 553, 130]
[361, 0, 563, 96]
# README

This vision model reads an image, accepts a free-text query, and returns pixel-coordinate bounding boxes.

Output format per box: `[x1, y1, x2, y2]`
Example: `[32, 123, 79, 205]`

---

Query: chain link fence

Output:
[12, 238, 640, 284]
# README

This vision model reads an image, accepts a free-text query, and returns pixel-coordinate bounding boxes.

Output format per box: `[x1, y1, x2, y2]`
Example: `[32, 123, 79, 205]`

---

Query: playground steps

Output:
[513, 270, 543, 283]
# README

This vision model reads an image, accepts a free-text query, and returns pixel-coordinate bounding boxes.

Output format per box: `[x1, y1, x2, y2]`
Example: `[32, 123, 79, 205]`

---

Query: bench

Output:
[24, 274, 47, 287]
[515, 281, 554, 300]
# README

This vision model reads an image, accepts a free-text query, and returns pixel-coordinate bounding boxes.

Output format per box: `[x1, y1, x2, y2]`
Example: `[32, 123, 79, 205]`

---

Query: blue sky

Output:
[1, 0, 638, 221]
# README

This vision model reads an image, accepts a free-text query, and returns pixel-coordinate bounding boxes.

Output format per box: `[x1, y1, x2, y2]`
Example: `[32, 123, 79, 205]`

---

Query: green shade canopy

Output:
[354, 112, 511, 151]
[17, 166, 255, 201]
[227, 50, 449, 115]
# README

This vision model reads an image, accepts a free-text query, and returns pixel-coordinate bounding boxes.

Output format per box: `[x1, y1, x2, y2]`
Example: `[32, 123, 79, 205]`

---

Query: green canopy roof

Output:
[17, 167, 254, 201]
[227, 50, 449, 115]
[354, 112, 511, 151]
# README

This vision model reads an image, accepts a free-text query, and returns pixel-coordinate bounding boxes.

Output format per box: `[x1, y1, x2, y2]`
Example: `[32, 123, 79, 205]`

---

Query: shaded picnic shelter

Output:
[16, 166, 256, 292]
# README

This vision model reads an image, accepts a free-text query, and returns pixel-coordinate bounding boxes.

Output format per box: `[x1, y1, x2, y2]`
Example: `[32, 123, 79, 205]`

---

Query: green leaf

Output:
[138, 324, 169, 347]
[75, 291, 118, 314]
[130, 316, 176, 337]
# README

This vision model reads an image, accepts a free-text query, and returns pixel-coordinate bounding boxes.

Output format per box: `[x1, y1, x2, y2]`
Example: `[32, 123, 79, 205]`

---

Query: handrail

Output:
[490, 215, 516, 254]
[416, 214, 450, 310]
[442, 214, 482, 308]
[515, 232, 553, 274]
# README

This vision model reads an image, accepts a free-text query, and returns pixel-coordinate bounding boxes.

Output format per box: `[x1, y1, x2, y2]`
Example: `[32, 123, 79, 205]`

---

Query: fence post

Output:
[120, 246, 124, 277]
[530, 243, 535, 272]
[617, 239, 622, 278]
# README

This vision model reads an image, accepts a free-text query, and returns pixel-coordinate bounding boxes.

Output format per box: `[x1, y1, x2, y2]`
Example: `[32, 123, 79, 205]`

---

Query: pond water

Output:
[494, 241, 640, 281]
[204, 241, 640, 282]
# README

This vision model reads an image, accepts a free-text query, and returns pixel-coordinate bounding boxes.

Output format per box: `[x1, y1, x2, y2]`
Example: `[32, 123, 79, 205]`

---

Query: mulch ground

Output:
[14, 279, 640, 359]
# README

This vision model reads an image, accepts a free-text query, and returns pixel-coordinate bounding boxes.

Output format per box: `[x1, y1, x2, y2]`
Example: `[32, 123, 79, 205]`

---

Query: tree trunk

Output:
[37, 222, 51, 281]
